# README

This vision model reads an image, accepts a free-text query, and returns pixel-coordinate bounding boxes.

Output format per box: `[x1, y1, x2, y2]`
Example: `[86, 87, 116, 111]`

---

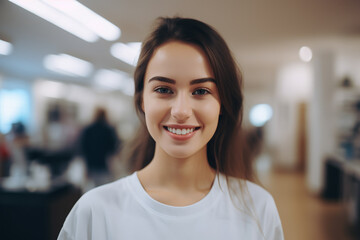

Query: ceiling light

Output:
[249, 104, 273, 127]
[9, 0, 121, 42]
[43, 54, 93, 77]
[111, 42, 141, 66]
[0, 39, 13, 55]
[42, 0, 121, 41]
[299, 46, 312, 62]
[9, 0, 97, 42]
[93, 69, 134, 95]
[65, 84, 92, 102]
[36, 79, 65, 98]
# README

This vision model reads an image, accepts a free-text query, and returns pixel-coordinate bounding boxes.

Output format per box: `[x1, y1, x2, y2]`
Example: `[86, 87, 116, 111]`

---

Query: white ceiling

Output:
[0, 0, 359, 90]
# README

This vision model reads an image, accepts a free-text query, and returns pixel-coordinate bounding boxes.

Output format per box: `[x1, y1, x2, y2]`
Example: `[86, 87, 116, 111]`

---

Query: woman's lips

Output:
[163, 126, 200, 140]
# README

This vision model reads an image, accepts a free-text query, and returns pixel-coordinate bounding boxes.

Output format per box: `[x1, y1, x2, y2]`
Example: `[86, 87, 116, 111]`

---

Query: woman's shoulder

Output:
[58, 174, 137, 239]
[222, 174, 277, 209]
[245, 180, 274, 202]
[76, 173, 133, 208]
[221, 175, 283, 238]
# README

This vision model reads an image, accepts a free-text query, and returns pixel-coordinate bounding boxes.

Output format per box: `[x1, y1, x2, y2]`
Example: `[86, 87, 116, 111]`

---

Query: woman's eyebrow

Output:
[190, 78, 216, 85]
[148, 76, 175, 84]
[148, 76, 215, 85]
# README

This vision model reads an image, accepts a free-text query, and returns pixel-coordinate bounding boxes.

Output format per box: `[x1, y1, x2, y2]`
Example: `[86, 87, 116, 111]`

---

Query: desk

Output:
[0, 180, 81, 240]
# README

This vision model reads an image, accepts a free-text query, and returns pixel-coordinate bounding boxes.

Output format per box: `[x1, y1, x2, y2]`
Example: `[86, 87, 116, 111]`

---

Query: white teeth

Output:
[167, 127, 195, 135]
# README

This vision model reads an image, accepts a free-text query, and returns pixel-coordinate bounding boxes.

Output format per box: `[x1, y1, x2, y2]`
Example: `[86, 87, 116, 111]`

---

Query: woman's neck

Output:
[137, 146, 216, 205]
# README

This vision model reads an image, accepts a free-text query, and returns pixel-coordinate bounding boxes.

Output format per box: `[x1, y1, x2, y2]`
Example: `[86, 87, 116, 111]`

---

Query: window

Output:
[0, 89, 30, 134]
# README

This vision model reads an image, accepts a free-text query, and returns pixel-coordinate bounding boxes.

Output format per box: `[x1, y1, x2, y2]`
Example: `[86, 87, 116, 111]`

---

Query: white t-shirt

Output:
[58, 172, 284, 240]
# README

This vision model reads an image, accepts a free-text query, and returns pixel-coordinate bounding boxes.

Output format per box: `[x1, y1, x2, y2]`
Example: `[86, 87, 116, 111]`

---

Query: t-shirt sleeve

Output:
[57, 196, 93, 240]
[262, 194, 284, 240]
[246, 181, 284, 240]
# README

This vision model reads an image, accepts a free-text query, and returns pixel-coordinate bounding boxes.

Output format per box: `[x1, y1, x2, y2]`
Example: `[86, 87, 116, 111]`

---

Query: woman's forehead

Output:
[145, 41, 214, 81]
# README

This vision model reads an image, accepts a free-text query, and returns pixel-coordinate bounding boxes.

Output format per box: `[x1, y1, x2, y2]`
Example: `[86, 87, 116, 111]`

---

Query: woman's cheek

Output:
[145, 100, 168, 124]
[196, 101, 220, 119]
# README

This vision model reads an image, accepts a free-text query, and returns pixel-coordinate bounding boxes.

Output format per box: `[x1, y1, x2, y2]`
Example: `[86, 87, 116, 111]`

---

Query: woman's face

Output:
[142, 41, 221, 159]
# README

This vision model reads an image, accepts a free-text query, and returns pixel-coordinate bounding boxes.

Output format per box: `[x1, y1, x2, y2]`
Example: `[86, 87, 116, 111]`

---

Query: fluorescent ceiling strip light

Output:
[93, 69, 134, 95]
[42, 0, 121, 41]
[0, 39, 13, 55]
[36, 79, 65, 98]
[111, 42, 141, 66]
[9, 0, 98, 42]
[43, 54, 93, 77]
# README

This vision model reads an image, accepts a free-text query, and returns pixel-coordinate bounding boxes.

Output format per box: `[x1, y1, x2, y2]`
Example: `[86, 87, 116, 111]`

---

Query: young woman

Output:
[58, 17, 284, 240]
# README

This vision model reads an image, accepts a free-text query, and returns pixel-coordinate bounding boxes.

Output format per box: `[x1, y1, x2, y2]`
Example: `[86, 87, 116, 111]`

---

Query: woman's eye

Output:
[193, 88, 210, 95]
[155, 87, 173, 94]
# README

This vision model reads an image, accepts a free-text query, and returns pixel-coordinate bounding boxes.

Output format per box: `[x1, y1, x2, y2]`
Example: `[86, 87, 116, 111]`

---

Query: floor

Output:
[263, 170, 357, 240]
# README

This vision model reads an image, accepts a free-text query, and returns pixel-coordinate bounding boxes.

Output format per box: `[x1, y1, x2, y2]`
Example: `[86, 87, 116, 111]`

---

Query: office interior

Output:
[0, 1, 360, 239]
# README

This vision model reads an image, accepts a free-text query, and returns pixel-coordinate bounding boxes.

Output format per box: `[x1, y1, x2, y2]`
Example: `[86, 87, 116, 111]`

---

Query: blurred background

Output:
[0, 0, 360, 239]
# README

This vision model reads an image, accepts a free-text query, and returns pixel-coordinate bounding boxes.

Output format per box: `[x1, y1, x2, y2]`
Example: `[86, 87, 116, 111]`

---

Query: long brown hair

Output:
[125, 17, 254, 182]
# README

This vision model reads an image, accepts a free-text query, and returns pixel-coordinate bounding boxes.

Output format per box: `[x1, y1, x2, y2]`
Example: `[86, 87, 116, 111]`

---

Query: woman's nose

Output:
[171, 93, 192, 122]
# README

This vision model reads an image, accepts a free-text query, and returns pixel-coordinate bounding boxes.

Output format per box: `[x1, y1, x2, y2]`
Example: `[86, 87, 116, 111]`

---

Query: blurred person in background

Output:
[58, 17, 283, 240]
[0, 133, 11, 177]
[43, 103, 80, 152]
[39, 103, 81, 177]
[79, 108, 119, 188]
[5, 122, 29, 177]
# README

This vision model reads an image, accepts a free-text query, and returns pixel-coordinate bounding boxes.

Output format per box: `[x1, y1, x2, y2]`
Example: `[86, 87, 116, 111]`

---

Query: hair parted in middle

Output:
[125, 16, 253, 181]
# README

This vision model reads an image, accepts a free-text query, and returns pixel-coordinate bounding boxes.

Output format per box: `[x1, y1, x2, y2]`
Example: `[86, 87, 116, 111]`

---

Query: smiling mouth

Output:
[164, 126, 200, 135]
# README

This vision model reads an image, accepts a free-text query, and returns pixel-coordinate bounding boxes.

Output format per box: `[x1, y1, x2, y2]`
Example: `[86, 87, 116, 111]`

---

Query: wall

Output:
[273, 62, 312, 169]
